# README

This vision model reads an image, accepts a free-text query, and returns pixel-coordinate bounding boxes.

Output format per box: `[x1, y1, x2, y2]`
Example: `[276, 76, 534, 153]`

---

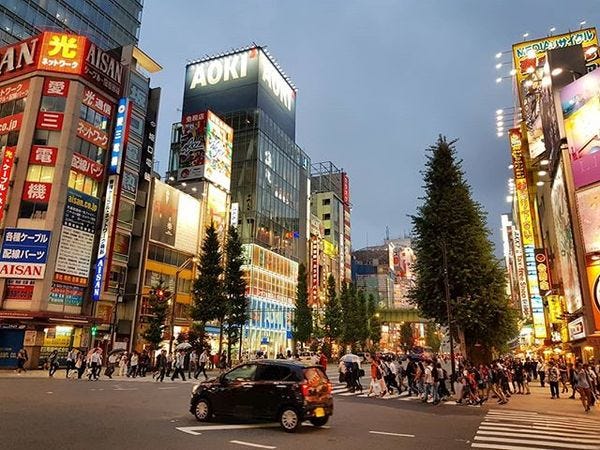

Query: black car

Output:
[190, 359, 333, 432]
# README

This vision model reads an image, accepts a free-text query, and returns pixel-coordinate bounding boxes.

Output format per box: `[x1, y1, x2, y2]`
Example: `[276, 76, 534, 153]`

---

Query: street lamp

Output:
[169, 256, 199, 354]
[439, 238, 456, 384]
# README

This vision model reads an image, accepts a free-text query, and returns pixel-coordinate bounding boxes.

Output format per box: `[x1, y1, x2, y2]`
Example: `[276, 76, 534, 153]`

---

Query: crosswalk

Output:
[330, 383, 468, 406]
[471, 409, 600, 450]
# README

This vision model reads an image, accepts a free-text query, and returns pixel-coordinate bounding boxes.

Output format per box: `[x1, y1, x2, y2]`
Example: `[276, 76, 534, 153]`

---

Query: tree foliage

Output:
[292, 263, 313, 345]
[191, 223, 226, 346]
[323, 274, 342, 341]
[399, 322, 414, 350]
[223, 226, 249, 364]
[142, 282, 170, 350]
[409, 136, 518, 356]
[425, 322, 441, 353]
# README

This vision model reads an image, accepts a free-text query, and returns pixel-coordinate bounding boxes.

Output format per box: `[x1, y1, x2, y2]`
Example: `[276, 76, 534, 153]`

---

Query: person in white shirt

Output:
[88, 349, 102, 381]
[194, 349, 209, 380]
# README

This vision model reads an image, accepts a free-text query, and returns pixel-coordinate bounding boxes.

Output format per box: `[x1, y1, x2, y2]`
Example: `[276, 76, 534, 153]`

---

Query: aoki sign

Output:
[189, 52, 250, 89]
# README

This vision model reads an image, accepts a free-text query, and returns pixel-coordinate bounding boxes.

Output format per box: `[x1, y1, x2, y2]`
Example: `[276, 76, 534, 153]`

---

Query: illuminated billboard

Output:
[513, 28, 600, 160]
[183, 46, 296, 139]
[576, 185, 600, 254]
[150, 180, 201, 254]
[205, 111, 233, 191]
[551, 161, 583, 313]
[560, 68, 600, 189]
[178, 112, 206, 181]
[201, 184, 228, 240]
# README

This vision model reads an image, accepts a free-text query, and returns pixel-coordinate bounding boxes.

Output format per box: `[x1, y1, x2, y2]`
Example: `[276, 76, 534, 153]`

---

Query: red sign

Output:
[29, 145, 57, 166]
[5, 279, 34, 300]
[53, 272, 88, 287]
[0, 113, 22, 135]
[0, 146, 15, 221]
[36, 111, 63, 130]
[22, 181, 52, 203]
[342, 172, 350, 205]
[71, 152, 104, 180]
[38, 32, 86, 75]
[42, 78, 69, 97]
[82, 87, 113, 117]
[0, 79, 30, 104]
[76, 119, 108, 149]
[0, 35, 39, 82]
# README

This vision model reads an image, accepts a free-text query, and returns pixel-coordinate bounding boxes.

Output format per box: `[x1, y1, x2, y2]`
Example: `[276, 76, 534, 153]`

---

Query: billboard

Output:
[205, 111, 233, 191]
[183, 47, 296, 139]
[551, 161, 583, 313]
[586, 263, 600, 331]
[92, 176, 117, 300]
[109, 98, 131, 174]
[560, 68, 600, 189]
[178, 112, 206, 181]
[202, 184, 228, 239]
[513, 28, 600, 161]
[0, 146, 16, 223]
[576, 184, 600, 254]
[0, 229, 51, 279]
[150, 180, 200, 253]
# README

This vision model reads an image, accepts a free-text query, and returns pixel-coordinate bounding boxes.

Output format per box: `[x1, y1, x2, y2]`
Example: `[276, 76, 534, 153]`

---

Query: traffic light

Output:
[91, 326, 97, 337]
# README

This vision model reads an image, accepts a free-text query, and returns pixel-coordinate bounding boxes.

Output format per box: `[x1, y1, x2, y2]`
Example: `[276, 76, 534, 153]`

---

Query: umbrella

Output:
[340, 353, 360, 363]
[176, 342, 192, 350]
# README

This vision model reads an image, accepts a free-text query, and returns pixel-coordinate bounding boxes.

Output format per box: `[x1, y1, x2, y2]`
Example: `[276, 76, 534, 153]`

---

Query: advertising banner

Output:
[76, 119, 108, 149]
[109, 98, 130, 174]
[0, 79, 30, 104]
[551, 162, 583, 313]
[174, 192, 200, 254]
[36, 111, 63, 130]
[178, 112, 206, 181]
[48, 283, 84, 307]
[0, 146, 15, 222]
[568, 316, 586, 341]
[38, 33, 86, 74]
[205, 111, 233, 191]
[576, 185, 600, 254]
[42, 78, 69, 97]
[511, 228, 531, 317]
[561, 68, 600, 189]
[82, 40, 123, 97]
[92, 176, 117, 300]
[121, 169, 138, 197]
[4, 279, 34, 300]
[202, 184, 228, 240]
[82, 87, 113, 117]
[534, 249, 552, 296]
[22, 181, 52, 203]
[587, 263, 600, 331]
[70, 152, 103, 180]
[63, 188, 99, 233]
[0, 113, 22, 135]
[29, 145, 57, 166]
[0, 228, 51, 279]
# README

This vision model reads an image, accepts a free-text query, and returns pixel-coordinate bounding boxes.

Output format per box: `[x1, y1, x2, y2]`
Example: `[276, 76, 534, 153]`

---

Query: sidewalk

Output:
[492, 380, 600, 419]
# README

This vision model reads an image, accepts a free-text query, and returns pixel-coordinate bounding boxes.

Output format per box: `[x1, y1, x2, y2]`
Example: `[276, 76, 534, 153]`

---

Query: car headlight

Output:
[192, 384, 200, 395]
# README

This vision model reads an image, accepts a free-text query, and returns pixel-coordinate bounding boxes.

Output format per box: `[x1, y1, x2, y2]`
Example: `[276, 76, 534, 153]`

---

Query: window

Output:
[256, 364, 294, 381]
[73, 137, 104, 163]
[117, 200, 135, 225]
[324, 228, 331, 236]
[33, 130, 60, 147]
[322, 198, 330, 206]
[322, 213, 330, 221]
[79, 104, 108, 131]
[223, 364, 256, 382]
[0, 97, 26, 118]
[0, 131, 19, 147]
[27, 165, 54, 183]
[40, 96, 66, 112]
[19, 201, 48, 220]
[68, 170, 99, 197]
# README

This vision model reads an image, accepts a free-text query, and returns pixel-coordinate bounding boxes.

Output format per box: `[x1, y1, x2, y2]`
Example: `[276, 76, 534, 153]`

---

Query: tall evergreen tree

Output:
[223, 226, 249, 365]
[356, 289, 369, 347]
[410, 136, 518, 357]
[367, 293, 381, 348]
[292, 263, 312, 347]
[323, 274, 342, 343]
[190, 223, 226, 352]
[141, 282, 169, 351]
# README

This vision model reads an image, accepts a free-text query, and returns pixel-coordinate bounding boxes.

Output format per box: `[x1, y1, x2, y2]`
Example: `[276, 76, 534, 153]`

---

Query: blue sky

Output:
[138, 0, 599, 255]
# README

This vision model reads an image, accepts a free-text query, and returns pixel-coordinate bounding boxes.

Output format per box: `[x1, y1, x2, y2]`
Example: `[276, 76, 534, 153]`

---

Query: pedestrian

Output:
[105, 352, 117, 379]
[88, 349, 102, 381]
[15, 348, 28, 374]
[575, 362, 593, 412]
[490, 363, 508, 404]
[65, 348, 76, 378]
[155, 349, 168, 382]
[367, 354, 384, 398]
[171, 350, 186, 381]
[318, 351, 328, 369]
[75, 352, 85, 379]
[47, 350, 59, 377]
[194, 348, 209, 380]
[128, 351, 138, 378]
[568, 362, 577, 399]
[537, 359, 546, 387]
[118, 353, 128, 377]
[139, 350, 149, 377]
[548, 360, 560, 399]
[437, 362, 451, 400]
[559, 361, 569, 394]
[188, 350, 197, 379]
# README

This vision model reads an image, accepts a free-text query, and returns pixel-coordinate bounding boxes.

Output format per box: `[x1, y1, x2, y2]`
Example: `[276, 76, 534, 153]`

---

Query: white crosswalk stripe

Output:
[471, 410, 600, 450]
[330, 383, 465, 405]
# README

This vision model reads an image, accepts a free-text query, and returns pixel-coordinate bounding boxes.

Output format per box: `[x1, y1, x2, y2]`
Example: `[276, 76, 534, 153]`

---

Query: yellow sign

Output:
[322, 239, 337, 258]
[38, 32, 86, 75]
[547, 295, 564, 323]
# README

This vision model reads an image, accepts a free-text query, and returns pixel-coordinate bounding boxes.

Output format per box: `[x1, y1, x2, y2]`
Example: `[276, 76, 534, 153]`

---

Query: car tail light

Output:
[326, 382, 333, 394]
[301, 382, 310, 397]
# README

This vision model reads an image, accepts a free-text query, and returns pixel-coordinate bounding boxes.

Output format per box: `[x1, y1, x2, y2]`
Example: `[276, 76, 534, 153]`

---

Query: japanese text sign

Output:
[76, 119, 108, 149]
[0, 146, 15, 222]
[38, 33, 86, 75]
[0, 228, 51, 264]
[29, 146, 57, 166]
[42, 78, 69, 97]
[22, 181, 52, 203]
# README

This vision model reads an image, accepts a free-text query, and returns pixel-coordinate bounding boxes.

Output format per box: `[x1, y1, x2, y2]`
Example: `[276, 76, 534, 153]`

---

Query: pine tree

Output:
[190, 223, 226, 351]
[141, 282, 169, 351]
[292, 263, 312, 347]
[323, 274, 342, 343]
[410, 136, 518, 358]
[223, 226, 249, 365]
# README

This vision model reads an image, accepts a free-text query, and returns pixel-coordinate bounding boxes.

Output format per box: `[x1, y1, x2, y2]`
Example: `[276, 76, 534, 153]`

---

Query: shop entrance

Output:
[0, 328, 25, 367]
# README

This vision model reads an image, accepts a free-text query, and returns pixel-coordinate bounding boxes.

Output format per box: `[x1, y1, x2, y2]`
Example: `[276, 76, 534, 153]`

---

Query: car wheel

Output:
[279, 407, 301, 432]
[193, 398, 212, 422]
[309, 415, 329, 427]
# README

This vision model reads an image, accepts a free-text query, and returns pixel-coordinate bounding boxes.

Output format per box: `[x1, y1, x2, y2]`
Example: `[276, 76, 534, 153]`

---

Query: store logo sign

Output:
[189, 52, 249, 89]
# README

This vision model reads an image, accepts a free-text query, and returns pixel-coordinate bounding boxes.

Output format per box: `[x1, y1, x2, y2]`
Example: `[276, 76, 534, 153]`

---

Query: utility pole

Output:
[440, 238, 456, 384]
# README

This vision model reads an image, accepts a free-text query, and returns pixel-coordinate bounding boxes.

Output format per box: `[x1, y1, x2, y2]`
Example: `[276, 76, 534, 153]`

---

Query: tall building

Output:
[351, 243, 395, 309]
[0, 0, 142, 49]
[168, 46, 310, 354]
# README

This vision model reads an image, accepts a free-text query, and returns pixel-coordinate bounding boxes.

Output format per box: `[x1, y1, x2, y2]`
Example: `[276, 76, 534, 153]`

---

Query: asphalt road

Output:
[1, 377, 485, 450]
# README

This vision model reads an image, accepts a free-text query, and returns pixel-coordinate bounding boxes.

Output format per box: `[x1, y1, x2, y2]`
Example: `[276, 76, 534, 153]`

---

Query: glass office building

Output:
[0, 0, 142, 48]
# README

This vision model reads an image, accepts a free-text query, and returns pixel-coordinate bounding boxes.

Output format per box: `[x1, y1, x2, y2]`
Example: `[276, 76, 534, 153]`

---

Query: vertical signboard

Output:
[511, 228, 531, 317]
[205, 111, 233, 191]
[0, 146, 16, 222]
[109, 98, 130, 175]
[534, 249, 551, 296]
[509, 129, 546, 338]
[92, 177, 117, 300]
[310, 237, 319, 305]
[178, 112, 206, 181]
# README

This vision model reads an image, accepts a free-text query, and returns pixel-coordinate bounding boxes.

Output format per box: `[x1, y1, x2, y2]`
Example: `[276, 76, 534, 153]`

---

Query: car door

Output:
[253, 364, 295, 419]
[215, 363, 257, 418]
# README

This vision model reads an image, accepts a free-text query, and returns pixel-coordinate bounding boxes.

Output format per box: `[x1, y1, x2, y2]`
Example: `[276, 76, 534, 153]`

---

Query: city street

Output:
[3, 373, 600, 450]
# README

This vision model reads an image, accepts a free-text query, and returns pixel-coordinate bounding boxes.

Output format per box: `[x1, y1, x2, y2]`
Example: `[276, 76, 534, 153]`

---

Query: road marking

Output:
[474, 436, 599, 449]
[113, 387, 138, 391]
[46, 391, 53, 394]
[480, 424, 600, 437]
[176, 423, 280, 435]
[158, 387, 178, 390]
[369, 431, 414, 438]
[472, 445, 554, 450]
[230, 440, 276, 449]
[476, 430, 600, 444]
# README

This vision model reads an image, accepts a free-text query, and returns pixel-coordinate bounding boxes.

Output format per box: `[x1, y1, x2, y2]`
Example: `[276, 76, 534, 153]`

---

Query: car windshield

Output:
[223, 364, 257, 382]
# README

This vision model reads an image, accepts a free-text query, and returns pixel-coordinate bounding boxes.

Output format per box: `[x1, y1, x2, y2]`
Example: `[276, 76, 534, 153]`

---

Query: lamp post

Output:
[169, 256, 199, 355]
[440, 238, 456, 384]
